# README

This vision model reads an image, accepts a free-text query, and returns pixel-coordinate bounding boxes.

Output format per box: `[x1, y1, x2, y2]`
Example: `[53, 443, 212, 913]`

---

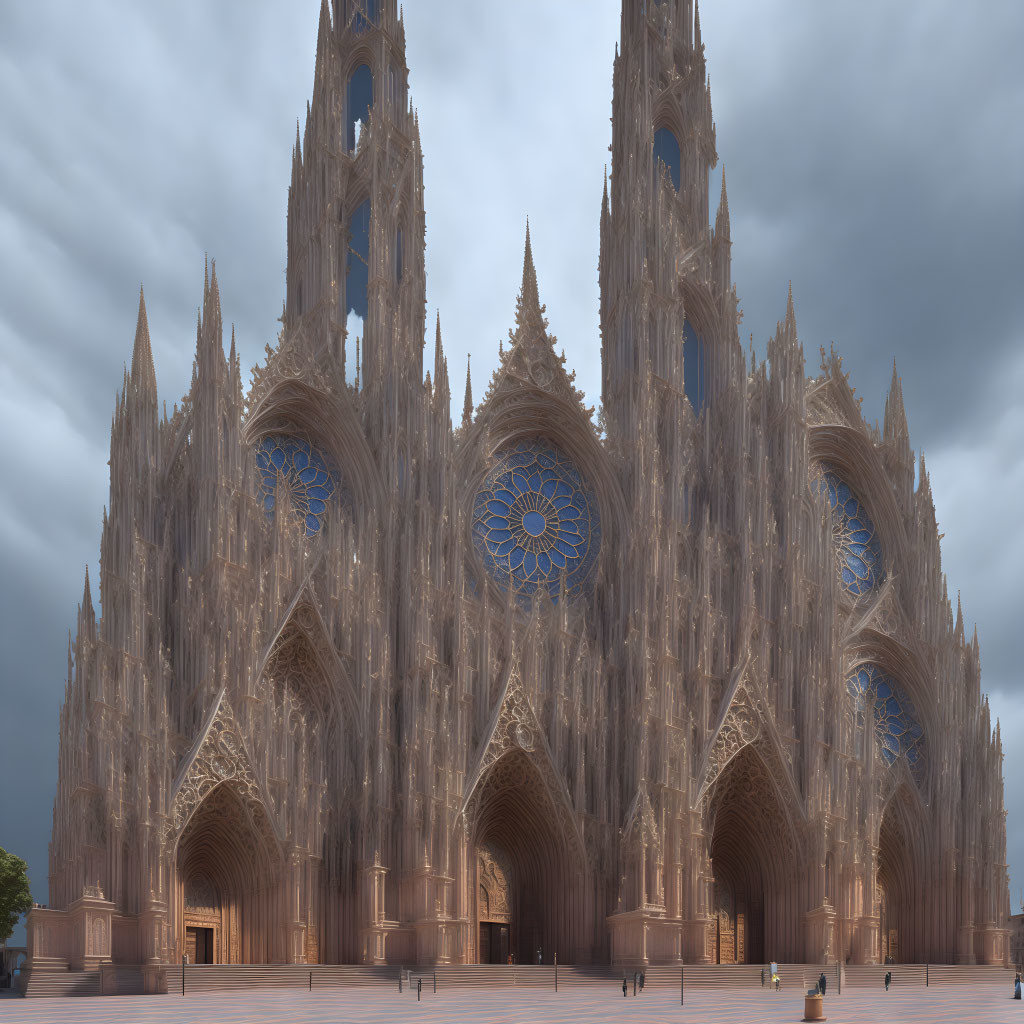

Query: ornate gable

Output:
[165, 689, 280, 852]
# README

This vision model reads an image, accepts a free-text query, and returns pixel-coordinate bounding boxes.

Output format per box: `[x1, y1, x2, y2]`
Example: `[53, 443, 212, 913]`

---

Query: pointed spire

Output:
[715, 168, 730, 239]
[130, 285, 157, 397]
[884, 359, 910, 445]
[516, 218, 541, 326]
[785, 281, 796, 334]
[433, 311, 444, 384]
[694, 0, 703, 50]
[955, 591, 965, 643]
[462, 354, 473, 429]
[82, 565, 93, 616]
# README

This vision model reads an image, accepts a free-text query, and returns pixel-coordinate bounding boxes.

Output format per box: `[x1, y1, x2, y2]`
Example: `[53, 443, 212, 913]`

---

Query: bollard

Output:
[926, 963, 929, 987]
[417, 977, 422, 1001]
[681, 965, 684, 1005]
[433, 971, 436, 993]
[181, 955, 186, 997]
[555, 953, 558, 992]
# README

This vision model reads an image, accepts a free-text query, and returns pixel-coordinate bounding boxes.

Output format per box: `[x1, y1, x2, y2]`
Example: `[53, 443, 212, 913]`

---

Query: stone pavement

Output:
[1, 983, 1022, 1024]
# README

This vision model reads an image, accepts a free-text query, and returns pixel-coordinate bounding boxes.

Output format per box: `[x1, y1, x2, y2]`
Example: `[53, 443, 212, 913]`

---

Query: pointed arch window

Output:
[653, 127, 681, 192]
[683, 319, 706, 414]
[345, 64, 373, 153]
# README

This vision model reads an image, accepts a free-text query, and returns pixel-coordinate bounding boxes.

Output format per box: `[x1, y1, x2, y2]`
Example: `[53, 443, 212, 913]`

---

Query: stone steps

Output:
[20, 967, 100, 998]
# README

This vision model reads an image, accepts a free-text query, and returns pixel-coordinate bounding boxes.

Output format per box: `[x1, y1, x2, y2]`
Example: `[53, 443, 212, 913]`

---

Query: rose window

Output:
[254, 434, 339, 536]
[811, 464, 884, 596]
[846, 664, 925, 783]
[472, 439, 601, 601]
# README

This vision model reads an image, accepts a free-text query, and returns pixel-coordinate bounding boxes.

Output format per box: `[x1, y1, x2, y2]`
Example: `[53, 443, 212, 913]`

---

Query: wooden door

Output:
[185, 928, 198, 965]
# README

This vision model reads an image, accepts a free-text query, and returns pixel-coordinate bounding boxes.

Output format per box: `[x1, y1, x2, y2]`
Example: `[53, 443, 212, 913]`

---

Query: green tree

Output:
[0, 847, 32, 944]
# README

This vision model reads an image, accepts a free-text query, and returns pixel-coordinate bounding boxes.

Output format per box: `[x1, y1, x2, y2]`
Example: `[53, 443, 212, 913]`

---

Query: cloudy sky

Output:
[1, 0, 1021, 946]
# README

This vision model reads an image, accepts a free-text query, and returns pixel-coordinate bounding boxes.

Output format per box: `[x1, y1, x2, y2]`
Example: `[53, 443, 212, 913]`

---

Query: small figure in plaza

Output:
[819, 971, 827, 996]
[537, 947, 542, 965]
[1013, 972, 1020, 999]
[622, 976, 628, 998]
[761, 967, 765, 987]
[416, 977, 422, 1001]
[640, 970, 645, 992]
[885, 970, 892, 992]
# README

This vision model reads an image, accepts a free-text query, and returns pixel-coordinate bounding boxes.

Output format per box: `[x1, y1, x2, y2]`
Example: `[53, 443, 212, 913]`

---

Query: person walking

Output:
[1013, 972, 1020, 999]
[819, 970, 827, 996]
[885, 970, 892, 992]
[622, 976, 628, 998]
[640, 970, 645, 992]
[761, 967, 765, 987]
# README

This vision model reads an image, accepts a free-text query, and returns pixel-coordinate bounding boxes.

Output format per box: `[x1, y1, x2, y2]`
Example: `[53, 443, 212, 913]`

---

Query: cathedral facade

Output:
[25, 0, 1010, 980]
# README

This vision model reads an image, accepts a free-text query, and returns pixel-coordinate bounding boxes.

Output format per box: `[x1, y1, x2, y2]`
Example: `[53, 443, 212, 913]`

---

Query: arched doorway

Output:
[877, 787, 925, 963]
[706, 746, 798, 964]
[176, 782, 281, 964]
[468, 749, 584, 965]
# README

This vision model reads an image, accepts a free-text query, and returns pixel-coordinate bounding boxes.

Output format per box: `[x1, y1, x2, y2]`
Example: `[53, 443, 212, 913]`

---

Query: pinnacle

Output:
[462, 354, 473, 428]
[130, 285, 157, 397]
[82, 564, 93, 613]
[516, 218, 541, 326]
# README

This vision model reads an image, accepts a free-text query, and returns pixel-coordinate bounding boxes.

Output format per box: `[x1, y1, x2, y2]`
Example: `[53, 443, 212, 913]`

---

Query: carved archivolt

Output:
[462, 661, 586, 869]
[165, 689, 279, 856]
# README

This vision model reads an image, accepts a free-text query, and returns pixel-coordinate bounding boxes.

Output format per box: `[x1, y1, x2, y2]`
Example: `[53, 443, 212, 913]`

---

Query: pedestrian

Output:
[819, 971, 827, 996]
[640, 970, 645, 992]
[1013, 972, 1020, 999]
[774, 972, 781, 992]
[761, 967, 765, 987]
[633, 971, 637, 996]
[885, 970, 891, 992]
[622, 976, 628, 998]
[537, 947, 542, 965]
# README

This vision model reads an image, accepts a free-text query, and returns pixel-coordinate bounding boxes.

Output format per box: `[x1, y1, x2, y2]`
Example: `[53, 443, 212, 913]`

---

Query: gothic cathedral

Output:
[26, 0, 1010, 979]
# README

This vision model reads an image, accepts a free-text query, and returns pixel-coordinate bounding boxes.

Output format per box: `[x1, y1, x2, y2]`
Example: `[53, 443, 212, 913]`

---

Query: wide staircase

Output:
[17, 960, 1017, 997]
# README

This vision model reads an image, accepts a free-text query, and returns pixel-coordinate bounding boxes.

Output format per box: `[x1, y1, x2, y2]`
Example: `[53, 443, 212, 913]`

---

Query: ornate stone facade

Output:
[27, 0, 1009, 977]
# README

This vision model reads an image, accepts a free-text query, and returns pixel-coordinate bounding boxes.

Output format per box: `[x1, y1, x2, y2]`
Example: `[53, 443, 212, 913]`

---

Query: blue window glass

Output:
[846, 664, 925, 784]
[653, 127, 680, 192]
[683, 320, 706, 415]
[811, 465, 885, 597]
[346, 65, 373, 152]
[254, 435, 339, 536]
[352, 0, 378, 33]
[472, 439, 601, 603]
[346, 200, 370, 319]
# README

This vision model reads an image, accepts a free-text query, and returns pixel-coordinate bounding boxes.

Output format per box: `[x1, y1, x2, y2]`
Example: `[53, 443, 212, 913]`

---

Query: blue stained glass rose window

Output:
[472, 439, 601, 602]
[846, 664, 925, 783]
[811, 465, 885, 596]
[254, 434, 339, 536]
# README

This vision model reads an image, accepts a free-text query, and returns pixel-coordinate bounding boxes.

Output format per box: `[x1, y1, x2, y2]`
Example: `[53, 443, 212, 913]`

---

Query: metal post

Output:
[555, 952, 558, 991]
[309, 970, 312, 991]
[433, 971, 436, 993]
[417, 977, 422, 1001]
[399, 969, 402, 993]
[181, 955, 185, 997]
[926, 963, 929, 987]
[681, 965, 684, 1005]
[837, 959, 841, 996]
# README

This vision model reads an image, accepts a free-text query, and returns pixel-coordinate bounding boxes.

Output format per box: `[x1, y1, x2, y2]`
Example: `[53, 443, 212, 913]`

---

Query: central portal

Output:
[469, 748, 583, 965]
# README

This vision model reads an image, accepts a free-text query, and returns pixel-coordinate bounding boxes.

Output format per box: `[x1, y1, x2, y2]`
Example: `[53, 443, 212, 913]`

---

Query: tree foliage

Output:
[0, 847, 32, 944]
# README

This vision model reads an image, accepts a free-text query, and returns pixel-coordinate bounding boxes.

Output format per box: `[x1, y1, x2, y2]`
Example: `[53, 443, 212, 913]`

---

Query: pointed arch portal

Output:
[176, 782, 282, 964]
[877, 787, 926, 963]
[706, 746, 799, 964]
[469, 749, 584, 965]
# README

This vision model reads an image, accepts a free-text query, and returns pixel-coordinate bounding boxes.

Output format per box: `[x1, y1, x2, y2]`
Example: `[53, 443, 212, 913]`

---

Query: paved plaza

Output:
[2, 984, 1023, 1024]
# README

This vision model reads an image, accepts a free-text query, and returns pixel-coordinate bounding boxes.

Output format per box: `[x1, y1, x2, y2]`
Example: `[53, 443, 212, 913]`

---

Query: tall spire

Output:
[130, 286, 157, 398]
[462, 354, 473, 429]
[515, 219, 542, 328]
